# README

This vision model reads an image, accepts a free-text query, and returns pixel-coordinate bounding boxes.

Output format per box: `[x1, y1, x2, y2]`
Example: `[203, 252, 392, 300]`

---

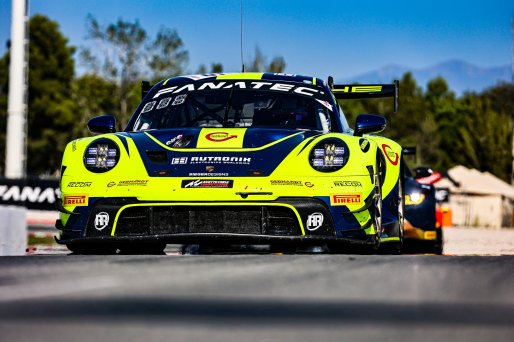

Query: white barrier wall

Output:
[0, 206, 27, 255]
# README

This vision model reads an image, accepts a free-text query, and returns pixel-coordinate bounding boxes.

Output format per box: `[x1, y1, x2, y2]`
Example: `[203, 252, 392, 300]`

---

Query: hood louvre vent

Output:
[146, 150, 168, 164]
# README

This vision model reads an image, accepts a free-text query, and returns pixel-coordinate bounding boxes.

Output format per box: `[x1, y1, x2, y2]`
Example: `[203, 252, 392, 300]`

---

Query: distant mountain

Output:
[343, 60, 512, 95]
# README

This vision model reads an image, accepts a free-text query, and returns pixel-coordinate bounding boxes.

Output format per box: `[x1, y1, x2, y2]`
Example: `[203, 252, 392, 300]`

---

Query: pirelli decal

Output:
[330, 193, 362, 206]
[63, 194, 88, 206]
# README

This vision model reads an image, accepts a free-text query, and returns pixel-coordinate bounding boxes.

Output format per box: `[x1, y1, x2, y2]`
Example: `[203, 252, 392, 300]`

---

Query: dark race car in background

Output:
[56, 72, 404, 254]
[402, 147, 442, 254]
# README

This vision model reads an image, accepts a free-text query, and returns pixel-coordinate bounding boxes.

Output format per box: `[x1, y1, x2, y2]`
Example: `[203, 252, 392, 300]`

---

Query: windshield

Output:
[132, 82, 333, 132]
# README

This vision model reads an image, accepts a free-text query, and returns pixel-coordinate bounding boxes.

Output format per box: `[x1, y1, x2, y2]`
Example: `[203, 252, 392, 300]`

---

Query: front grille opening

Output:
[116, 206, 149, 235]
[115, 205, 301, 237]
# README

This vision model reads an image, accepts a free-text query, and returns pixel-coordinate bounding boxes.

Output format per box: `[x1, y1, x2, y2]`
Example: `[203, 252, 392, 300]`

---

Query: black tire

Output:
[118, 242, 167, 255]
[66, 243, 118, 255]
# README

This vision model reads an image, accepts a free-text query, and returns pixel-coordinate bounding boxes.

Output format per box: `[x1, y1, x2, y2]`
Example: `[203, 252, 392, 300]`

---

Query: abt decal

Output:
[306, 213, 324, 231]
[63, 195, 88, 206]
[381, 144, 399, 165]
[206, 132, 237, 142]
[331, 193, 362, 206]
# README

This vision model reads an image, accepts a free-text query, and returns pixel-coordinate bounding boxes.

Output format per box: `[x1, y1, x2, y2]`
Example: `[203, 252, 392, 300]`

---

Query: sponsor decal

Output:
[107, 180, 148, 187]
[315, 99, 333, 111]
[141, 101, 156, 113]
[166, 134, 183, 146]
[153, 81, 324, 99]
[188, 172, 229, 177]
[381, 144, 399, 165]
[117, 180, 148, 186]
[71, 141, 77, 152]
[335, 85, 383, 93]
[171, 157, 188, 165]
[94, 212, 109, 231]
[206, 132, 238, 142]
[181, 180, 234, 188]
[270, 180, 302, 186]
[359, 138, 370, 152]
[0, 184, 59, 209]
[333, 181, 362, 187]
[306, 213, 324, 231]
[304, 182, 314, 188]
[206, 165, 215, 173]
[67, 182, 92, 188]
[189, 156, 251, 165]
[157, 97, 172, 109]
[172, 94, 187, 105]
[63, 195, 88, 206]
[331, 193, 362, 206]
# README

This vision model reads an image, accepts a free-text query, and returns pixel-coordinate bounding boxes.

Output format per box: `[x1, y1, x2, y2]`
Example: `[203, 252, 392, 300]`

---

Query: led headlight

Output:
[83, 138, 120, 173]
[309, 138, 349, 172]
[405, 192, 425, 205]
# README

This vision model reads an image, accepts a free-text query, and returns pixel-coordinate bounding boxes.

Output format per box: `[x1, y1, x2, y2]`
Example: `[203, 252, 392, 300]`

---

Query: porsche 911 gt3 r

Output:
[56, 73, 404, 254]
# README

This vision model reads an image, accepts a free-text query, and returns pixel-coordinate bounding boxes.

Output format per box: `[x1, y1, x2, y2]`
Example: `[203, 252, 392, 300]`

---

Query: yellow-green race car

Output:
[56, 73, 404, 254]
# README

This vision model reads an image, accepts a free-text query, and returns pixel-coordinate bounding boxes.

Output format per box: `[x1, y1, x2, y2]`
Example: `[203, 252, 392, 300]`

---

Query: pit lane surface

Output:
[1, 247, 514, 341]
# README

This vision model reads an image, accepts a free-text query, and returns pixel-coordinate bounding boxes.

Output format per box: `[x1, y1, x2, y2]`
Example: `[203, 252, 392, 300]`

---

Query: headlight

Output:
[405, 192, 425, 205]
[83, 139, 120, 173]
[309, 138, 349, 172]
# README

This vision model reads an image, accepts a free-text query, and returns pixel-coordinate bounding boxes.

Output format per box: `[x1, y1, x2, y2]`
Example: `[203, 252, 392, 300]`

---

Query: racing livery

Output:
[56, 73, 404, 254]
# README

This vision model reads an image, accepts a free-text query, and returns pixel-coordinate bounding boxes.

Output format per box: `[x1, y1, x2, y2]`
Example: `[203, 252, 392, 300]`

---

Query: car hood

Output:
[119, 128, 323, 177]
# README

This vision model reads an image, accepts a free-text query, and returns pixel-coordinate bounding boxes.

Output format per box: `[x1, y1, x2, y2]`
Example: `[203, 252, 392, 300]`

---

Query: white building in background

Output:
[435, 165, 514, 229]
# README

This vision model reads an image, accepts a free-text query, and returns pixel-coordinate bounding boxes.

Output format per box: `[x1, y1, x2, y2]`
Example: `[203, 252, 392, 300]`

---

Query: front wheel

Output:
[66, 243, 118, 255]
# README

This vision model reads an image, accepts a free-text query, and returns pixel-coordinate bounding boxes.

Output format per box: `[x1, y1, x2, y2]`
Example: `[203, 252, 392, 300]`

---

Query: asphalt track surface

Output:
[1, 247, 514, 342]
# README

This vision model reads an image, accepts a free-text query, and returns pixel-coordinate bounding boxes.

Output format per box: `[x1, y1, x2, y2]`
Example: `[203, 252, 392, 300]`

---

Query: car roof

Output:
[159, 72, 327, 88]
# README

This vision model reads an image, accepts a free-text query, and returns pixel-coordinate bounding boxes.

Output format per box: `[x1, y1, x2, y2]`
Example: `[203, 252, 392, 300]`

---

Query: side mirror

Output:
[354, 114, 387, 137]
[414, 166, 433, 179]
[87, 115, 116, 134]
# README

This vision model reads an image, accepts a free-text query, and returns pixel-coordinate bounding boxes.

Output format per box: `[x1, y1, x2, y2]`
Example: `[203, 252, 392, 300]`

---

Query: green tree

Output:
[195, 62, 224, 74]
[71, 74, 118, 137]
[81, 16, 189, 128]
[451, 95, 512, 181]
[246, 46, 286, 73]
[26, 14, 76, 175]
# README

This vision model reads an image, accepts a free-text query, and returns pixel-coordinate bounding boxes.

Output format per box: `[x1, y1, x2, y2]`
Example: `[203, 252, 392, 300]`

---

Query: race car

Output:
[402, 147, 442, 254]
[55, 73, 404, 254]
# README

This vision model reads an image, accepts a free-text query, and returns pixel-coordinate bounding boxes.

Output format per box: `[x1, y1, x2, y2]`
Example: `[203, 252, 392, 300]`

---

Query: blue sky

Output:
[0, 0, 513, 81]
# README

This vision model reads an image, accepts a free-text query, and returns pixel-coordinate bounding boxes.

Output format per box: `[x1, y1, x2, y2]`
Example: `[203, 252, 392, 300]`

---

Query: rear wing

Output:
[329, 78, 399, 113]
